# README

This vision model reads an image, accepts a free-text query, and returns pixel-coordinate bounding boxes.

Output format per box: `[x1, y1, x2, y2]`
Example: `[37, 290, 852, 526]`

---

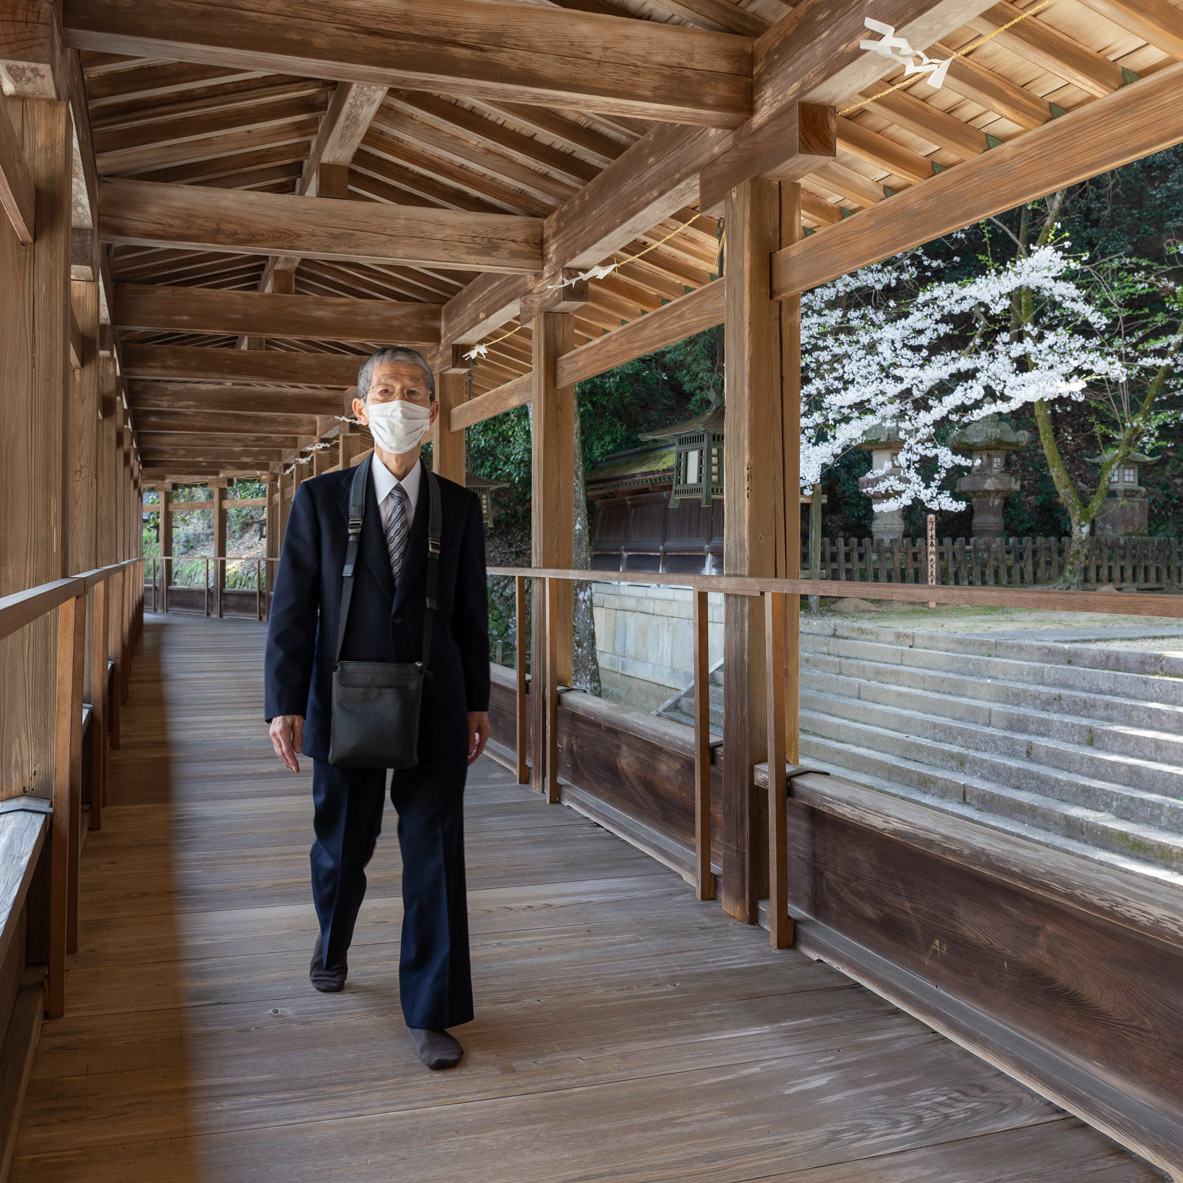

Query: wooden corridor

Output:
[9, 614, 1163, 1182]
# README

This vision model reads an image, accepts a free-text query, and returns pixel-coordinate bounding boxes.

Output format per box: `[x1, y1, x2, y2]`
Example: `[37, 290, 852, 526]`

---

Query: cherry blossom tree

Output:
[798, 215, 1182, 586]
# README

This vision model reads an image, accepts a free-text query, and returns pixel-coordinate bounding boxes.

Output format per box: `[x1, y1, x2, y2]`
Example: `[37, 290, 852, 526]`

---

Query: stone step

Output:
[801, 707, 1183, 833]
[801, 631, 1183, 708]
[797, 738, 1183, 882]
[800, 646, 1183, 733]
[800, 668, 1183, 770]
[801, 617, 1183, 679]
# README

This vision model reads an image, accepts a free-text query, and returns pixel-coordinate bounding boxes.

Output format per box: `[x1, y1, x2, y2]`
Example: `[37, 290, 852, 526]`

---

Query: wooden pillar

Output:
[212, 480, 226, 618]
[50, 591, 85, 1017]
[781, 184, 802, 770]
[0, 95, 71, 806]
[433, 370, 467, 484]
[69, 279, 99, 576]
[87, 576, 108, 832]
[530, 312, 574, 800]
[721, 178, 785, 924]
[160, 484, 172, 614]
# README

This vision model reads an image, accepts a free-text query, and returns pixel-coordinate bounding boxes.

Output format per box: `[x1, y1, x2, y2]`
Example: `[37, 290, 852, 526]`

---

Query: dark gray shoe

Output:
[309, 931, 347, 992]
[409, 1026, 463, 1069]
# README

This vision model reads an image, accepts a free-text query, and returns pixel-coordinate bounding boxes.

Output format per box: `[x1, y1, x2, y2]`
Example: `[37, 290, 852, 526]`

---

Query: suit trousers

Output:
[310, 754, 474, 1029]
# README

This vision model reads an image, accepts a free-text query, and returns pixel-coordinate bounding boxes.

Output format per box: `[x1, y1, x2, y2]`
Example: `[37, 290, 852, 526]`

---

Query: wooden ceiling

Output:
[58, 0, 1183, 480]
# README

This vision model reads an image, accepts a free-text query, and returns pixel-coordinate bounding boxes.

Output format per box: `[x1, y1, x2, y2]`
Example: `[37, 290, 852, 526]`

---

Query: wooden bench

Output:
[0, 798, 51, 1182]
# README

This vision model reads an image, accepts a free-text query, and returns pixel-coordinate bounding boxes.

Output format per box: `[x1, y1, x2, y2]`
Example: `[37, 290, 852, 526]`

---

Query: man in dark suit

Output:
[264, 345, 491, 1071]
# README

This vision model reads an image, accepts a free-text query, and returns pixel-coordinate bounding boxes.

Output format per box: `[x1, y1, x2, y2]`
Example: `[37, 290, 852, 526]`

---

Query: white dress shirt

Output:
[371, 451, 422, 527]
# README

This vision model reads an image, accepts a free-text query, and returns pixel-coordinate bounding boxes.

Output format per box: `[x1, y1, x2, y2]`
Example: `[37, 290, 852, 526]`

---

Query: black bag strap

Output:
[335, 454, 442, 674]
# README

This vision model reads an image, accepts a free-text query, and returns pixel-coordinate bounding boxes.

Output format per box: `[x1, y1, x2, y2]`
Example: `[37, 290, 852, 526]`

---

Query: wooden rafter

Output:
[61, 0, 753, 127]
[98, 178, 544, 273]
[772, 60, 1183, 299]
[115, 283, 441, 344]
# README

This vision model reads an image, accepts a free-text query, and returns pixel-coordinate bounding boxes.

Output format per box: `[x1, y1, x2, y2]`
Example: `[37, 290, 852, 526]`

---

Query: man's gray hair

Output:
[356, 346, 436, 402]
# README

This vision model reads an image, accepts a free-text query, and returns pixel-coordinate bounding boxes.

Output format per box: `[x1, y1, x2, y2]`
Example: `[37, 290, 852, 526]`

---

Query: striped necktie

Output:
[383, 483, 411, 581]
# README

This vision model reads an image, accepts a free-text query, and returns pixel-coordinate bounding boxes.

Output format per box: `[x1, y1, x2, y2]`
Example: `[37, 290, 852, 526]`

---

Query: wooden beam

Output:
[61, 0, 753, 128]
[137, 430, 299, 449]
[441, 0, 993, 354]
[122, 344, 362, 387]
[98, 178, 544, 273]
[700, 0, 1004, 206]
[559, 280, 723, 388]
[450, 280, 726, 430]
[518, 273, 590, 328]
[772, 62, 1183, 300]
[132, 409, 320, 436]
[0, 94, 35, 244]
[966, 1, 1124, 97]
[114, 284, 441, 344]
[128, 380, 346, 416]
[700, 100, 834, 213]
[450, 372, 532, 432]
[1075, 0, 1183, 60]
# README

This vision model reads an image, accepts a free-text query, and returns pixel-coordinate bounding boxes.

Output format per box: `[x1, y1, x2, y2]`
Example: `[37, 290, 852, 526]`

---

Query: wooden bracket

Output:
[699, 102, 835, 216]
[519, 271, 589, 327]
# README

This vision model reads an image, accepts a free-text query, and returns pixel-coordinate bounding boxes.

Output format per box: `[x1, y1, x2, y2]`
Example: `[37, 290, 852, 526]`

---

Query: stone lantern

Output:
[948, 415, 1029, 539]
[1086, 450, 1161, 536]
[638, 400, 725, 507]
[857, 421, 906, 542]
[465, 469, 512, 528]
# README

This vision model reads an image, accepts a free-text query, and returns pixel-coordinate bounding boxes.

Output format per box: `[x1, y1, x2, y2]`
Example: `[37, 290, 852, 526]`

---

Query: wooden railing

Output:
[0, 558, 144, 1020]
[144, 555, 277, 619]
[813, 534, 1183, 588]
[486, 566, 1183, 940]
[484, 565, 1183, 1174]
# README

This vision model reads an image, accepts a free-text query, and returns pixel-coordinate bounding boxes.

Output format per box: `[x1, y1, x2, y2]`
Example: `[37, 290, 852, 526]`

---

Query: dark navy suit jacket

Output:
[263, 457, 490, 763]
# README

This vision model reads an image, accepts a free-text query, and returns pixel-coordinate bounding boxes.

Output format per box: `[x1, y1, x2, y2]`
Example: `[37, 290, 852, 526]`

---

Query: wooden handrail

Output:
[486, 566, 1183, 619]
[0, 559, 139, 643]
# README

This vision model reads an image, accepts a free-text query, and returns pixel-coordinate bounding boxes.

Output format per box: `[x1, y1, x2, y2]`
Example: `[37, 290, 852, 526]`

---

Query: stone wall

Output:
[592, 582, 724, 711]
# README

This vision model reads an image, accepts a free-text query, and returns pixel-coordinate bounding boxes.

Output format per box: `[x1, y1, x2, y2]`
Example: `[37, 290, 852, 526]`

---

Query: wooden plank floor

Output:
[11, 615, 1165, 1182]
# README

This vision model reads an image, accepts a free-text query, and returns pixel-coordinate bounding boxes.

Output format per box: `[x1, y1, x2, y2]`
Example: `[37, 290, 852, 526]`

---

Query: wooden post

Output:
[109, 567, 122, 751]
[782, 184, 802, 777]
[764, 590, 791, 949]
[213, 480, 226, 617]
[530, 312, 575, 799]
[433, 370, 467, 484]
[87, 577, 108, 832]
[160, 483, 172, 614]
[514, 573, 528, 785]
[721, 178, 786, 924]
[119, 558, 131, 704]
[544, 575, 560, 804]
[51, 592, 86, 1016]
[69, 279, 100, 577]
[693, 589, 716, 901]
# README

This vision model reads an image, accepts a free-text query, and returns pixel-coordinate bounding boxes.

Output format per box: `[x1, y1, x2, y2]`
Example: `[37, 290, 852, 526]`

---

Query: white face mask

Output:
[364, 398, 433, 454]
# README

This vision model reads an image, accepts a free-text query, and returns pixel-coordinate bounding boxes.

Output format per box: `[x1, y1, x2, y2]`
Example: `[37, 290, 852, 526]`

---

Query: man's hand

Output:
[269, 714, 305, 773]
[467, 711, 491, 766]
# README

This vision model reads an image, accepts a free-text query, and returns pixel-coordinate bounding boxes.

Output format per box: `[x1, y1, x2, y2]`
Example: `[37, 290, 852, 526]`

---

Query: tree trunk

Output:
[1060, 520, 1092, 590]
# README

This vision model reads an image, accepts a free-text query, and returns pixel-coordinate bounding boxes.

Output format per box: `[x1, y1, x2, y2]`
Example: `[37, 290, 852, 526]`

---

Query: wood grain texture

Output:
[773, 62, 1183, 299]
[62, 0, 752, 127]
[0, 95, 34, 245]
[99, 179, 543, 274]
[123, 345, 361, 388]
[11, 614, 1157, 1182]
[781, 781, 1183, 1178]
[114, 285, 441, 344]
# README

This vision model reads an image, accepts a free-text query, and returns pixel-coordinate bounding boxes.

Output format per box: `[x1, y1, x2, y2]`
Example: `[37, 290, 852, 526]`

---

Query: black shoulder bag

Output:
[327, 456, 442, 769]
